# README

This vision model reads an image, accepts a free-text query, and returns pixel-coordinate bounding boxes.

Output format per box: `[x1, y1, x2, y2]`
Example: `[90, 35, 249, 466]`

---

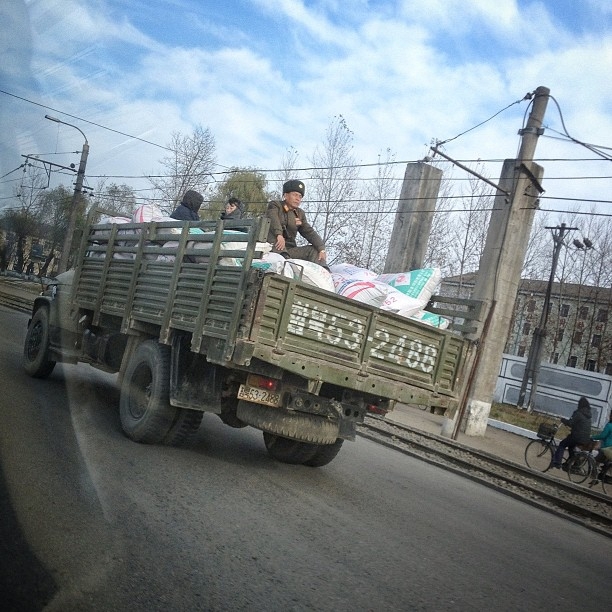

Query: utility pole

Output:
[45, 115, 89, 274]
[517, 223, 579, 410]
[458, 86, 550, 436]
[384, 162, 442, 273]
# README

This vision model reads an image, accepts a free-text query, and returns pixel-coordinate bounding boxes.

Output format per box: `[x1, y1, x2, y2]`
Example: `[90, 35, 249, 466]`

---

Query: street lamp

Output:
[517, 223, 579, 411]
[45, 114, 89, 273]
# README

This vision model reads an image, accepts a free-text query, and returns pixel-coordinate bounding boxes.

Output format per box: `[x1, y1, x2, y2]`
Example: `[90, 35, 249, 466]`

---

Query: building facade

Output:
[442, 274, 612, 376]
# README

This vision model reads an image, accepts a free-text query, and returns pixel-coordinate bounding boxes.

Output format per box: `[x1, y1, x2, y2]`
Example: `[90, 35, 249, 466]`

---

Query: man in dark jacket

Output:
[170, 190, 203, 221]
[266, 179, 327, 266]
[552, 396, 592, 468]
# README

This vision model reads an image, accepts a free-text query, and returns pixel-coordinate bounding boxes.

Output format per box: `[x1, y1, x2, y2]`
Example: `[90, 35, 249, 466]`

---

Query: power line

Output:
[435, 92, 532, 147]
[0, 88, 173, 152]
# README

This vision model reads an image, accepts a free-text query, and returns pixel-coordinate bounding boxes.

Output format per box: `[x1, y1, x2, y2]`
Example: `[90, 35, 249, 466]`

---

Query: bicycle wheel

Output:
[525, 439, 553, 472]
[566, 453, 595, 485]
[601, 464, 611, 495]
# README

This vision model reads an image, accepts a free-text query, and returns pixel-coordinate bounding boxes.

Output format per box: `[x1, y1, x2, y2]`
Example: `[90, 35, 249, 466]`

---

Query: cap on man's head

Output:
[182, 190, 204, 211]
[283, 180, 305, 196]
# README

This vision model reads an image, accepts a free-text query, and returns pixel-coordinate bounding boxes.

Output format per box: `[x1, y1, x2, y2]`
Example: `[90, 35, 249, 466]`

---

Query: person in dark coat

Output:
[552, 396, 592, 468]
[170, 190, 203, 221]
[266, 179, 327, 266]
[221, 197, 244, 220]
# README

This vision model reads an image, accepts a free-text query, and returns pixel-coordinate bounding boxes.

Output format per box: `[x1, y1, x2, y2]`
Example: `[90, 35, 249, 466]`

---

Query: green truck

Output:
[22, 212, 480, 466]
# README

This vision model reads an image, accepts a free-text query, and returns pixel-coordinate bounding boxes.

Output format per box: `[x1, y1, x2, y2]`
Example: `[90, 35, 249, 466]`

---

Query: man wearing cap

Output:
[221, 197, 244, 220]
[266, 180, 327, 266]
[170, 190, 204, 221]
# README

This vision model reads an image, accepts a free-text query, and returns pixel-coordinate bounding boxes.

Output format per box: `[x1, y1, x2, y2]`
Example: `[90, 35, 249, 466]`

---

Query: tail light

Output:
[246, 374, 279, 392]
[366, 403, 387, 416]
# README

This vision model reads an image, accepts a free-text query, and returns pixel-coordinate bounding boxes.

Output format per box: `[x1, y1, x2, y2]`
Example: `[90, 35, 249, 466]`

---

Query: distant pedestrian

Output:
[221, 197, 244, 220]
[170, 190, 203, 221]
[552, 396, 592, 468]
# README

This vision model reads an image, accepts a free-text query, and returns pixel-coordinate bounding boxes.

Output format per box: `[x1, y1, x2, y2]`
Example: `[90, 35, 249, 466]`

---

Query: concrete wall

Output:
[494, 353, 611, 429]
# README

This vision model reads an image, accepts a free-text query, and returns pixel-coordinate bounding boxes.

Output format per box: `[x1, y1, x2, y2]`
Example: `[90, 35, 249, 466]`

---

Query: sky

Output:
[1, 0, 611, 224]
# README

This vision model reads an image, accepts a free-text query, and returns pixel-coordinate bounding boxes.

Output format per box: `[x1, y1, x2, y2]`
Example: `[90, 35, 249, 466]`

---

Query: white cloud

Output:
[1, 0, 610, 218]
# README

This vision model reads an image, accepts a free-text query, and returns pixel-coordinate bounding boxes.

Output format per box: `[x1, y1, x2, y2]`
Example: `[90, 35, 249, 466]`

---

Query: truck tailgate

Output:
[247, 274, 470, 408]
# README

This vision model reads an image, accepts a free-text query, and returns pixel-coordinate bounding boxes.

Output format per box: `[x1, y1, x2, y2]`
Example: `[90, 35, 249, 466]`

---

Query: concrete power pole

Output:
[384, 162, 443, 273]
[458, 86, 550, 436]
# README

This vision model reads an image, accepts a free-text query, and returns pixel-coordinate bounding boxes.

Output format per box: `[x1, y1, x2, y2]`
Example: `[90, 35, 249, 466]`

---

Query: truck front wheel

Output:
[120, 340, 177, 444]
[23, 307, 56, 379]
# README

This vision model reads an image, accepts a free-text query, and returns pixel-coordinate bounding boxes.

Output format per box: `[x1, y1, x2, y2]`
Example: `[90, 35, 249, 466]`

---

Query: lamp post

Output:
[45, 115, 89, 274]
[517, 223, 579, 411]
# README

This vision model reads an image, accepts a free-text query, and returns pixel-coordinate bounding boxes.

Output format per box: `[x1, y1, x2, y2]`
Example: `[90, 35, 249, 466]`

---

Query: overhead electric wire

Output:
[546, 95, 612, 162]
[0, 88, 173, 152]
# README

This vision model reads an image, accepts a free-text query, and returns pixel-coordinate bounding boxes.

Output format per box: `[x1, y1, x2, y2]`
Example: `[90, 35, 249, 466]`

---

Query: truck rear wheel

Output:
[23, 307, 56, 379]
[263, 432, 318, 464]
[303, 439, 344, 467]
[120, 340, 177, 444]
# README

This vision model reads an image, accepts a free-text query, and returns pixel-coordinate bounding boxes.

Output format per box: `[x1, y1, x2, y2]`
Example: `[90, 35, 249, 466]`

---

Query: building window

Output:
[522, 322, 531, 336]
[592, 334, 602, 348]
[586, 359, 597, 371]
[560, 304, 570, 317]
[527, 300, 536, 313]
[573, 331, 583, 344]
[557, 329, 564, 342]
[579, 306, 589, 320]
[567, 355, 577, 367]
[597, 309, 608, 323]
[552, 353, 559, 364]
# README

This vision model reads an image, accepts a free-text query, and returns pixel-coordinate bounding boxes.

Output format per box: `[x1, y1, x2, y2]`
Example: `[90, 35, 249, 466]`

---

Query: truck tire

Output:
[163, 409, 203, 446]
[303, 439, 344, 467]
[120, 340, 177, 444]
[263, 432, 319, 464]
[23, 307, 56, 379]
[236, 402, 339, 444]
[219, 398, 247, 428]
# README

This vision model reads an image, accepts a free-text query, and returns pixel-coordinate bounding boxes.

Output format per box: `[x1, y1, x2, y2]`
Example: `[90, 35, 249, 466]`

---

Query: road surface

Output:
[0, 306, 610, 611]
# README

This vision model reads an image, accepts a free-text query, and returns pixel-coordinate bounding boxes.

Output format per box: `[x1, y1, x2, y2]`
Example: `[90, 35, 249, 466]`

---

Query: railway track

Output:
[0, 290, 34, 314]
[359, 416, 612, 538]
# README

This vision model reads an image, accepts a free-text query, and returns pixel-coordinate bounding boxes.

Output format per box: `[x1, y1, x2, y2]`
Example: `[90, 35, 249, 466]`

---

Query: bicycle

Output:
[587, 458, 612, 495]
[564, 441, 598, 485]
[524, 422, 563, 472]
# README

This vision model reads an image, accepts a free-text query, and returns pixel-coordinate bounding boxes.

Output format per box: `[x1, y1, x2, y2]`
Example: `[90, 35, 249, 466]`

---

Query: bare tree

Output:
[424, 163, 458, 277]
[91, 181, 137, 217]
[307, 116, 359, 260]
[1, 165, 48, 272]
[149, 125, 216, 213]
[338, 149, 398, 271]
[273, 146, 300, 198]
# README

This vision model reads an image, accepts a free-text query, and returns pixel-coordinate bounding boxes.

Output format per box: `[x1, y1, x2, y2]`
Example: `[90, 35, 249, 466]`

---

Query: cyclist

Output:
[552, 396, 592, 469]
[590, 412, 612, 483]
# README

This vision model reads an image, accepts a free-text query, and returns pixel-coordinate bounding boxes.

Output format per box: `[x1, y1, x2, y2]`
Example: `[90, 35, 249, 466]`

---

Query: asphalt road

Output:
[1, 306, 611, 611]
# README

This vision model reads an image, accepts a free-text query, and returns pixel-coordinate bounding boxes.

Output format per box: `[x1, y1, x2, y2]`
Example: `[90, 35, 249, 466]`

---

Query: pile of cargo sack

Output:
[96, 206, 448, 329]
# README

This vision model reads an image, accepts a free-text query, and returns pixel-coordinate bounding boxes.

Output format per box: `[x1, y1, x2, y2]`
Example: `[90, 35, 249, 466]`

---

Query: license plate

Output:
[237, 384, 282, 407]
